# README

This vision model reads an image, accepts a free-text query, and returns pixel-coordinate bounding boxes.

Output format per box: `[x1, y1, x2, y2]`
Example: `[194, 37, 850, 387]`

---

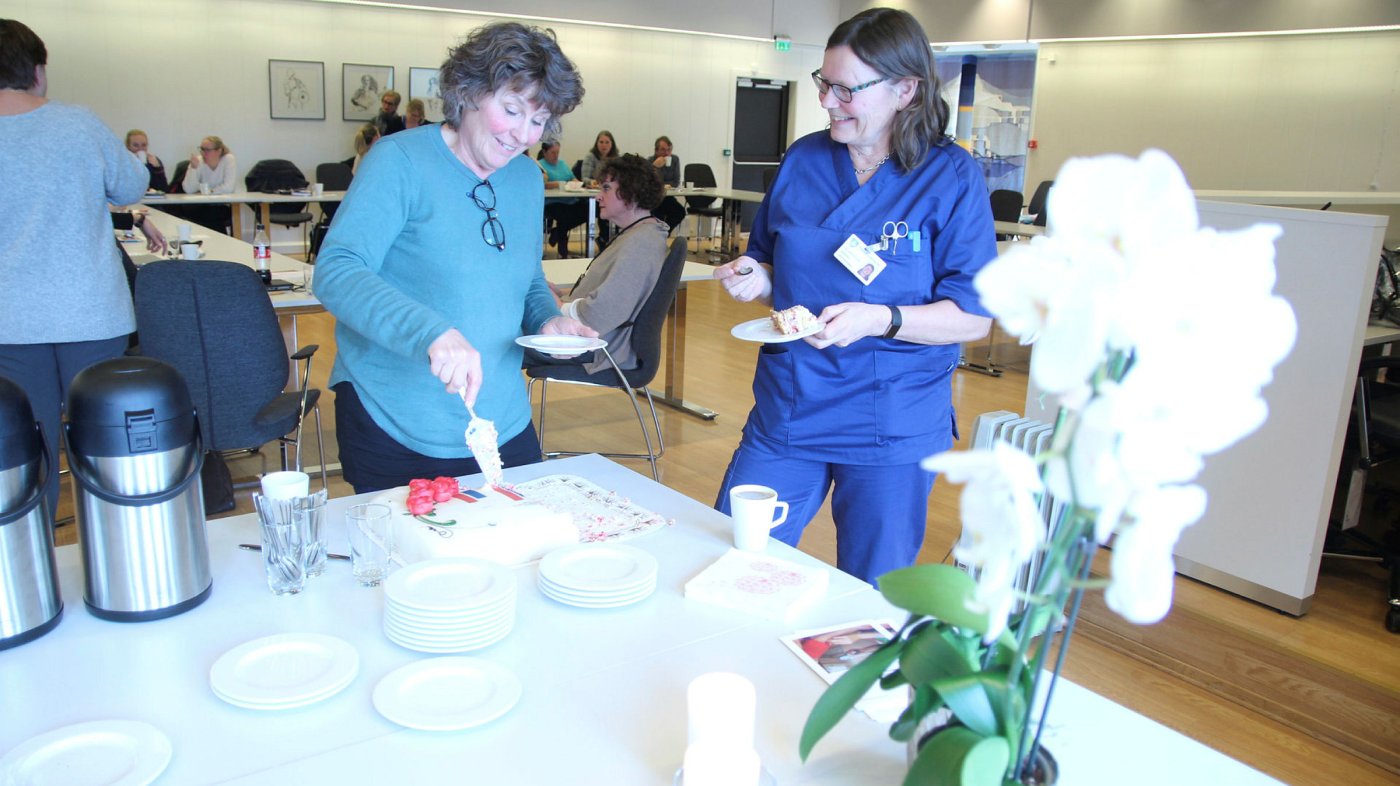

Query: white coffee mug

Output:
[684, 181, 695, 189]
[663, 155, 673, 167]
[177, 223, 192, 242]
[179, 242, 200, 260]
[312, 182, 325, 196]
[729, 484, 789, 552]
[136, 150, 148, 165]
[261, 470, 310, 500]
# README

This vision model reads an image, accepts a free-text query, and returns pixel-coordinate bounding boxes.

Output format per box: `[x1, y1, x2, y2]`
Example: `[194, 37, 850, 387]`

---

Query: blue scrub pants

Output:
[715, 437, 935, 584]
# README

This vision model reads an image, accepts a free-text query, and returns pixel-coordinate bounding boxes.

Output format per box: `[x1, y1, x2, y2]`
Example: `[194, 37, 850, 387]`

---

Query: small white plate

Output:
[209, 633, 359, 706]
[730, 316, 821, 343]
[515, 334, 608, 357]
[373, 657, 522, 730]
[0, 720, 172, 786]
[539, 543, 658, 592]
[538, 575, 655, 601]
[384, 558, 516, 613]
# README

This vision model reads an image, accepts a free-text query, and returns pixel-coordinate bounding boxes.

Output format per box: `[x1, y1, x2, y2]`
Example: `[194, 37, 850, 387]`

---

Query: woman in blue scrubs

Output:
[713, 7, 997, 583]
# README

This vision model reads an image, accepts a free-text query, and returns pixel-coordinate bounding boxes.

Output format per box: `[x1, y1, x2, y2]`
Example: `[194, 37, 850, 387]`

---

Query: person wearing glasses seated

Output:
[313, 21, 592, 494]
[181, 134, 237, 233]
[125, 129, 166, 191]
[649, 134, 686, 231]
[528, 154, 666, 375]
[537, 138, 586, 258]
[710, 8, 996, 584]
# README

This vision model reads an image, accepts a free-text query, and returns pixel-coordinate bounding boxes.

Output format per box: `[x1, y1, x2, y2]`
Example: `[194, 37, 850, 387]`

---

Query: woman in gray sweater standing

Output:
[0, 19, 150, 522]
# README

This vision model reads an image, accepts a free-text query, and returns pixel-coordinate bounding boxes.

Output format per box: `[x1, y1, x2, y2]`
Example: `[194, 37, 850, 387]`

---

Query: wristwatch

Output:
[884, 305, 902, 339]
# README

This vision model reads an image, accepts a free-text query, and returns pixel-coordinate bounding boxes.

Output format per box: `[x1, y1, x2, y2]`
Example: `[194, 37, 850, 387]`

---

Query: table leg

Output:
[585, 197, 596, 257]
[645, 282, 718, 420]
[231, 205, 244, 239]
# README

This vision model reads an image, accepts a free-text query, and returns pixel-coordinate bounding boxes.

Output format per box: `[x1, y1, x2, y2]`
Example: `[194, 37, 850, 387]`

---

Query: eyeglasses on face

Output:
[470, 180, 506, 252]
[810, 69, 887, 103]
[199, 146, 219, 152]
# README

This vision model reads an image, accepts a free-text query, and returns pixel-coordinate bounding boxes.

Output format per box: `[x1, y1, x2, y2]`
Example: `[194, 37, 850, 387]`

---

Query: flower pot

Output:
[907, 707, 1058, 786]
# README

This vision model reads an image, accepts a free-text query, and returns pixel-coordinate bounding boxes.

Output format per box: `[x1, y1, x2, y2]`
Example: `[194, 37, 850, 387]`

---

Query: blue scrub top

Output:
[741, 131, 997, 465]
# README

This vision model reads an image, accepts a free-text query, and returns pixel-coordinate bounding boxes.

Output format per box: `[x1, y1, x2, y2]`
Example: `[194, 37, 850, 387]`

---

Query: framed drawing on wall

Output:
[409, 67, 445, 123]
[268, 59, 325, 120]
[343, 63, 393, 121]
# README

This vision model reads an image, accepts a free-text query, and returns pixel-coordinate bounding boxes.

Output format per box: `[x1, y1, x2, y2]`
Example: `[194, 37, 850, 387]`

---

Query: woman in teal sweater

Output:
[314, 22, 591, 493]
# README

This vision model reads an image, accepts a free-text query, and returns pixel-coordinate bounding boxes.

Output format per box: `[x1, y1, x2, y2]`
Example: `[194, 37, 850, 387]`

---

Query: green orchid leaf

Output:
[880, 669, 910, 690]
[904, 726, 1010, 786]
[878, 565, 991, 634]
[890, 684, 941, 742]
[930, 673, 1003, 738]
[799, 637, 903, 761]
[901, 625, 976, 685]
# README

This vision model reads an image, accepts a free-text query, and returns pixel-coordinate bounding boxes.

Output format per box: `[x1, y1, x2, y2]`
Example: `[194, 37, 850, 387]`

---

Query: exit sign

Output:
[774, 37, 791, 52]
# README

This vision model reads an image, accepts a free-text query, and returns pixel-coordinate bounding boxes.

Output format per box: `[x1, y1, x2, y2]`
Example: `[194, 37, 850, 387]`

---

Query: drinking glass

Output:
[345, 503, 393, 587]
[254, 497, 305, 595]
[295, 492, 329, 577]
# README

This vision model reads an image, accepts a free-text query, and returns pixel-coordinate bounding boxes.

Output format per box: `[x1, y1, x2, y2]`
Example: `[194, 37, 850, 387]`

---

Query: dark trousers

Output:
[544, 201, 589, 257]
[333, 381, 543, 494]
[0, 336, 129, 523]
[652, 196, 686, 232]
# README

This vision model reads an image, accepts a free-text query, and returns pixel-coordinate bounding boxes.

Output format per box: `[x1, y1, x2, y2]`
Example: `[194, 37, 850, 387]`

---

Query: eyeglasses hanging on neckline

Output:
[470, 180, 506, 252]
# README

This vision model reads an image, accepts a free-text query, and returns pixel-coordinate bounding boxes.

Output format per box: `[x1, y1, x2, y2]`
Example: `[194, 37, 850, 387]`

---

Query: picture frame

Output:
[409, 66, 446, 123]
[342, 63, 394, 121]
[268, 59, 325, 120]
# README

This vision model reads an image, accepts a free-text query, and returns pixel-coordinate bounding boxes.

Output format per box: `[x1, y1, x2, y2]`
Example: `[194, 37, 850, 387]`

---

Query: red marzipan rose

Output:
[407, 496, 436, 516]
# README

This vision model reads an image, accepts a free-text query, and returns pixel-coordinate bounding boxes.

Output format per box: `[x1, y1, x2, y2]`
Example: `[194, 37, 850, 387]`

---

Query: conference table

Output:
[0, 454, 1283, 785]
[140, 190, 347, 239]
[545, 257, 720, 420]
[548, 186, 767, 260]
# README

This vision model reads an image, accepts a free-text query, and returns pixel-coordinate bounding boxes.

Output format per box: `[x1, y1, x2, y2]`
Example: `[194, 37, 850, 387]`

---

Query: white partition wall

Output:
[1025, 202, 1389, 613]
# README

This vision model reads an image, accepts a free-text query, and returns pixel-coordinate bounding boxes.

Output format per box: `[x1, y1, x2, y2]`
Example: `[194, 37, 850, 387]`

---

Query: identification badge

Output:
[834, 234, 887, 285]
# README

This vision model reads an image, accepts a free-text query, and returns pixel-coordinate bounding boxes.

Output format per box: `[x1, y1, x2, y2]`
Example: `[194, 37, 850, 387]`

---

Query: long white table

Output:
[543, 257, 721, 420]
[139, 190, 347, 240]
[0, 455, 1284, 785]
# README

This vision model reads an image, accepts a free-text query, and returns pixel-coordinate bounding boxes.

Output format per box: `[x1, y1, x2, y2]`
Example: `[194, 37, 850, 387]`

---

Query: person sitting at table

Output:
[528, 154, 666, 375]
[0, 19, 150, 524]
[374, 89, 405, 136]
[313, 20, 592, 494]
[181, 134, 237, 233]
[342, 123, 379, 175]
[125, 128, 166, 191]
[538, 138, 586, 258]
[650, 135, 686, 231]
[579, 129, 619, 246]
[405, 98, 433, 129]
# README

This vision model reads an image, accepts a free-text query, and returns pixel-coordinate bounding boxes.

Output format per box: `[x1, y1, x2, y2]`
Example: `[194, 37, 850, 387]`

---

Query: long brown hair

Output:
[826, 8, 950, 172]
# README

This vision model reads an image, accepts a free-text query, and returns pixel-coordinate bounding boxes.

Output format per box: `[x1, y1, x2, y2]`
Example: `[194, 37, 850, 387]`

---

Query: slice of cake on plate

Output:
[770, 304, 820, 335]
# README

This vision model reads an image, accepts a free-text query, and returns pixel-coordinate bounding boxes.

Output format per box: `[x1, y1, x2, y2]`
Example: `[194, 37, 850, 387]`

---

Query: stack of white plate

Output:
[210, 633, 359, 710]
[383, 558, 517, 653]
[538, 543, 658, 608]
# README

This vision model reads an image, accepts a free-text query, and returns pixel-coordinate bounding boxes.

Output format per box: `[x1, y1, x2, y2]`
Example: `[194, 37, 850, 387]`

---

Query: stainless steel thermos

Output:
[0, 376, 63, 650]
[64, 356, 212, 621]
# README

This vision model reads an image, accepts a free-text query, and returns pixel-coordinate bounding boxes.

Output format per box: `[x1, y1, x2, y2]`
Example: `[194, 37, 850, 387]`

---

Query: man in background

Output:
[375, 90, 405, 136]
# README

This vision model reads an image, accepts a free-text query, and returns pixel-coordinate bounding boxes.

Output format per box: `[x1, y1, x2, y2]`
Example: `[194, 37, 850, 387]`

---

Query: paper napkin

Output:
[684, 549, 829, 623]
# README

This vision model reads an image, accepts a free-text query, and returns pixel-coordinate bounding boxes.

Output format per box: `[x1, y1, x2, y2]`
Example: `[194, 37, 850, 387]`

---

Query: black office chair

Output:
[1327, 351, 1400, 633]
[762, 167, 778, 193]
[1028, 180, 1054, 227]
[524, 236, 688, 480]
[989, 189, 1023, 240]
[246, 159, 313, 255]
[133, 260, 328, 493]
[310, 162, 353, 262]
[683, 163, 724, 254]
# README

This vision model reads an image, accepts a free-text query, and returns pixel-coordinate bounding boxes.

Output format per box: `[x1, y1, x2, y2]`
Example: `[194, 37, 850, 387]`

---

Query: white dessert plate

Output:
[515, 334, 608, 356]
[384, 610, 514, 639]
[384, 621, 514, 651]
[386, 606, 515, 635]
[0, 720, 172, 786]
[730, 316, 822, 343]
[384, 630, 512, 654]
[211, 669, 356, 711]
[209, 633, 359, 706]
[373, 657, 522, 730]
[387, 598, 515, 626]
[539, 543, 658, 591]
[538, 574, 655, 601]
[384, 558, 516, 612]
[540, 581, 656, 609]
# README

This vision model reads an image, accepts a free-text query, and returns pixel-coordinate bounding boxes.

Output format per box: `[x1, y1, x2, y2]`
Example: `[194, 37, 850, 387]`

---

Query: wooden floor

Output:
[54, 244, 1399, 785]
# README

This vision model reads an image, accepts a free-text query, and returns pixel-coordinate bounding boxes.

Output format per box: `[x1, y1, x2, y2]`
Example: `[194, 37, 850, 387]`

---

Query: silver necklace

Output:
[853, 153, 889, 175]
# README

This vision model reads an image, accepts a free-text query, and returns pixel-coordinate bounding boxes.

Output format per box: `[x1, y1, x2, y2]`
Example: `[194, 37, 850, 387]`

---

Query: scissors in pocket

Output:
[881, 221, 909, 253]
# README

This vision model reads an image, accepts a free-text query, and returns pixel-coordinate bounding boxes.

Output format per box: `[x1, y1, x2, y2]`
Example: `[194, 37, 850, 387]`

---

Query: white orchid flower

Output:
[922, 442, 1046, 639]
[1105, 484, 1207, 624]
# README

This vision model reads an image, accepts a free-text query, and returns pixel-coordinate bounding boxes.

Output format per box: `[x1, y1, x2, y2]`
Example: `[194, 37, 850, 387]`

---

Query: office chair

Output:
[133, 260, 328, 494]
[762, 167, 778, 193]
[524, 236, 688, 480]
[683, 163, 724, 254]
[310, 162, 353, 262]
[1028, 180, 1054, 227]
[246, 159, 313, 255]
[990, 189, 1024, 240]
[1327, 352, 1400, 633]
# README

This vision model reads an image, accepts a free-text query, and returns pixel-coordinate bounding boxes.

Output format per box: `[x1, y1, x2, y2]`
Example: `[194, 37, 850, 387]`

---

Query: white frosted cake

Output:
[374, 482, 578, 567]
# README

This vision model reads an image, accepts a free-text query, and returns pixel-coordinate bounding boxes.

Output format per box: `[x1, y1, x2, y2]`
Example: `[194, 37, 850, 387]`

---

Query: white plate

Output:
[384, 628, 512, 653]
[384, 620, 514, 650]
[540, 581, 656, 609]
[538, 575, 655, 601]
[384, 558, 516, 612]
[384, 610, 514, 640]
[730, 316, 821, 343]
[211, 668, 356, 711]
[386, 604, 515, 634]
[0, 720, 172, 786]
[209, 633, 359, 706]
[514, 334, 608, 357]
[539, 543, 658, 592]
[373, 657, 522, 730]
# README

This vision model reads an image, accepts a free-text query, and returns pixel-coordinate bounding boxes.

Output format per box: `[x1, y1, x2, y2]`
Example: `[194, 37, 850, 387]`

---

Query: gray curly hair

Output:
[439, 21, 584, 138]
